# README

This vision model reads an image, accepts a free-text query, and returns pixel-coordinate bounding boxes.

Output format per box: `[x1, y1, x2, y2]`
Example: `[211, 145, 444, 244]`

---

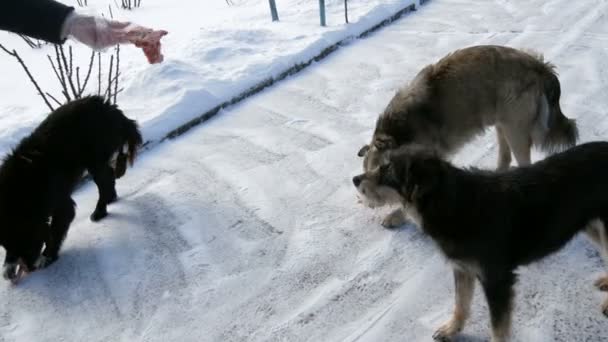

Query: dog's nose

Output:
[353, 175, 362, 187]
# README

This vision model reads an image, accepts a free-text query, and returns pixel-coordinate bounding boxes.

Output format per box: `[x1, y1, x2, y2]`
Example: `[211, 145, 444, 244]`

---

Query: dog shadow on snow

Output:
[5, 190, 281, 305]
[3, 244, 120, 313]
[4, 193, 181, 301]
[448, 334, 488, 342]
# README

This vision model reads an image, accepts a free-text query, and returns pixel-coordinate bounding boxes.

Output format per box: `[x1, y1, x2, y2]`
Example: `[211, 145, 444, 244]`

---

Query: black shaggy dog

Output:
[0, 96, 142, 282]
[353, 142, 608, 342]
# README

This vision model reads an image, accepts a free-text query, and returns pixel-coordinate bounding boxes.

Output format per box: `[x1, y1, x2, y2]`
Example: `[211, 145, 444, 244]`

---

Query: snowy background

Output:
[1, 0, 608, 341]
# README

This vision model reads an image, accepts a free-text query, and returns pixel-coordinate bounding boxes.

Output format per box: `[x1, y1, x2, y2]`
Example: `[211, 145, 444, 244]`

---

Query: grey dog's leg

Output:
[502, 128, 531, 167]
[496, 127, 512, 171]
[433, 268, 476, 341]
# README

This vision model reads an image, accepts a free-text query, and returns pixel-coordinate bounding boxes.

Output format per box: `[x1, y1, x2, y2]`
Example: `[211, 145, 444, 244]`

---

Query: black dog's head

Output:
[0, 215, 46, 283]
[0, 158, 47, 283]
[353, 146, 443, 207]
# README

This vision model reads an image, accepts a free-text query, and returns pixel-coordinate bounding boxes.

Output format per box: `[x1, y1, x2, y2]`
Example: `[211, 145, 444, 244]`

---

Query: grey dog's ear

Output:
[373, 134, 396, 151]
[357, 145, 370, 157]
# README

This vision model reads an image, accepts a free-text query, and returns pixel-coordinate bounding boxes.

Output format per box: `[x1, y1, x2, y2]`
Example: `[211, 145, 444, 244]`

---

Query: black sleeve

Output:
[0, 0, 75, 44]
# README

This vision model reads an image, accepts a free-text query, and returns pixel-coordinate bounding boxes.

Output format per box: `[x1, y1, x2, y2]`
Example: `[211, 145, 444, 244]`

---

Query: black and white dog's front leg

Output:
[433, 268, 476, 341]
[481, 273, 516, 342]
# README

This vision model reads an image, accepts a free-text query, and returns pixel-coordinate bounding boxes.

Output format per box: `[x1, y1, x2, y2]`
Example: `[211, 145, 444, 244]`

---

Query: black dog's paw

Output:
[90, 209, 108, 222]
[34, 255, 57, 269]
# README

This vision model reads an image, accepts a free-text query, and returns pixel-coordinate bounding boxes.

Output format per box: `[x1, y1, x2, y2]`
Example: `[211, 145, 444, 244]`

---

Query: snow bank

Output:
[0, 0, 422, 153]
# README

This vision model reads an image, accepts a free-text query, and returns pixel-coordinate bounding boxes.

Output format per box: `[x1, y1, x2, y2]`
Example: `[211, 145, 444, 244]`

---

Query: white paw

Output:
[595, 276, 608, 292]
[2, 263, 18, 281]
[432, 319, 463, 341]
[2, 263, 25, 283]
[381, 209, 407, 228]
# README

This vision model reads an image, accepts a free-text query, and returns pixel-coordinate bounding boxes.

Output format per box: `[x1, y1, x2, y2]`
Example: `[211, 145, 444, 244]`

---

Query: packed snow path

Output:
[2, 0, 608, 341]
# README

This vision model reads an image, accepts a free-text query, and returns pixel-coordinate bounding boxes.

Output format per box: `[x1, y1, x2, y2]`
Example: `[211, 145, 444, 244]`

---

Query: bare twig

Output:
[76, 67, 81, 92]
[46, 93, 63, 107]
[59, 46, 78, 98]
[97, 52, 102, 96]
[79, 50, 96, 97]
[0, 43, 54, 111]
[105, 55, 114, 99]
[47, 56, 64, 87]
[114, 45, 120, 104]
[68, 46, 73, 78]
[19, 35, 43, 49]
[53, 45, 69, 101]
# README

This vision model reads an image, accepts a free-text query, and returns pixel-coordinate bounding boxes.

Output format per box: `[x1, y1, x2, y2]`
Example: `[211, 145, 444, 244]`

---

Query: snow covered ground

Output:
[2, 0, 608, 341]
[0, 0, 419, 153]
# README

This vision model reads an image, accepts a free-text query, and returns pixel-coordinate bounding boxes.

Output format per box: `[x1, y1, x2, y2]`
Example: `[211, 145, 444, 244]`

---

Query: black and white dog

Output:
[353, 142, 608, 342]
[0, 96, 142, 283]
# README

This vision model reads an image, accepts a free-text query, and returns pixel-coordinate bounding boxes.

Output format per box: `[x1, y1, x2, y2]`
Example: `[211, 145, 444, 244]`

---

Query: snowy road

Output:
[2, 0, 608, 341]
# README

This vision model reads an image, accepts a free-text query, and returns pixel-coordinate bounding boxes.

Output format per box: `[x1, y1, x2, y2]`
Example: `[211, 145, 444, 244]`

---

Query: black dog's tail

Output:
[538, 67, 578, 153]
[124, 118, 142, 166]
[115, 117, 142, 179]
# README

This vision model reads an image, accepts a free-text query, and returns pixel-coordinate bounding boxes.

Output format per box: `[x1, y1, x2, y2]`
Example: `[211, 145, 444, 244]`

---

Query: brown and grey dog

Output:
[358, 45, 578, 228]
[353, 142, 608, 342]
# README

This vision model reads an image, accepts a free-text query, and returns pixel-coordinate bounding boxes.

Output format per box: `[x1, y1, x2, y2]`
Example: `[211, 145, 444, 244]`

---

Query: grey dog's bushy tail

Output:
[539, 66, 578, 153]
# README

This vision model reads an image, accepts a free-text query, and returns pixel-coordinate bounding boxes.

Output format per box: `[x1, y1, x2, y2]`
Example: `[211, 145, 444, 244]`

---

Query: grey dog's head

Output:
[358, 133, 397, 173]
[353, 147, 442, 208]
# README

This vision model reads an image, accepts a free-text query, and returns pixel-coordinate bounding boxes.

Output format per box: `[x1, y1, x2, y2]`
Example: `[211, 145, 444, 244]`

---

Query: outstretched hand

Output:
[66, 15, 168, 64]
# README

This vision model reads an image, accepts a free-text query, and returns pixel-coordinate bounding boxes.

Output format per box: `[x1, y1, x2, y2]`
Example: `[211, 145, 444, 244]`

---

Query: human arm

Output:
[0, 0, 74, 44]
